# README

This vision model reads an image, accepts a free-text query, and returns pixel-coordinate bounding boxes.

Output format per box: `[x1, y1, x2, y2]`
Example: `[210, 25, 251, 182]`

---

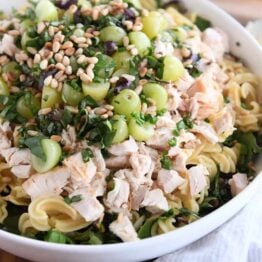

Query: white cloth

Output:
[157, 190, 262, 262]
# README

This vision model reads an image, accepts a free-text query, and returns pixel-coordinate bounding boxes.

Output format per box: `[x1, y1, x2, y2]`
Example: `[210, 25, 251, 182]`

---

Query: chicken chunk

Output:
[157, 169, 185, 194]
[69, 188, 104, 222]
[63, 152, 97, 189]
[108, 137, 138, 156]
[22, 167, 71, 199]
[203, 28, 229, 61]
[109, 213, 139, 242]
[129, 153, 152, 178]
[130, 185, 149, 210]
[141, 189, 169, 214]
[11, 165, 33, 179]
[228, 173, 248, 196]
[192, 122, 219, 144]
[105, 155, 130, 169]
[104, 178, 130, 213]
[188, 165, 209, 196]
[91, 146, 106, 172]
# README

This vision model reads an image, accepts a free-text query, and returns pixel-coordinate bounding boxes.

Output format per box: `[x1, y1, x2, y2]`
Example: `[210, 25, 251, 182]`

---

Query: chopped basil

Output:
[160, 151, 172, 170]
[194, 16, 212, 32]
[81, 148, 94, 162]
[24, 136, 46, 161]
[168, 137, 177, 147]
[64, 194, 83, 205]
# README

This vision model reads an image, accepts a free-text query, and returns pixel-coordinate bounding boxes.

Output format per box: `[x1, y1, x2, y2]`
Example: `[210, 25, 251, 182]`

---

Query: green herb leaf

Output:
[24, 136, 46, 161]
[194, 16, 212, 32]
[138, 217, 157, 239]
[160, 151, 172, 170]
[45, 230, 73, 244]
[81, 148, 94, 162]
[64, 195, 83, 205]
[168, 137, 177, 147]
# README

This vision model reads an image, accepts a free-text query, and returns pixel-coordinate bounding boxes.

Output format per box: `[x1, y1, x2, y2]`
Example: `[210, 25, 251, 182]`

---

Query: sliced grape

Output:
[129, 32, 151, 56]
[111, 89, 141, 118]
[62, 83, 84, 106]
[78, 0, 92, 8]
[128, 118, 154, 142]
[41, 86, 61, 109]
[162, 55, 185, 82]
[31, 139, 62, 173]
[112, 115, 129, 144]
[112, 68, 129, 78]
[143, 83, 168, 110]
[112, 51, 131, 70]
[35, 0, 58, 22]
[16, 95, 40, 119]
[0, 78, 9, 96]
[142, 11, 168, 39]
[82, 82, 110, 101]
[100, 26, 127, 45]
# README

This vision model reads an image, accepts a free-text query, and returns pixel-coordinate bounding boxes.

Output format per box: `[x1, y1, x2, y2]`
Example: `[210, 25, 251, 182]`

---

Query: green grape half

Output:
[41, 86, 61, 109]
[0, 78, 9, 96]
[142, 11, 168, 39]
[31, 139, 62, 173]
[129, 32, 151, 56]
[128, 118, 154, 142]
[2, 62, 20, 82]
[142, 83, 168, 110]
[16, 94, 40, 120]
[111, 89, 141, 119]
[82, 82, 110, 101]
[162, 55, 185, 82]
[100, 26, 127, 45]
[62, 83, 84, 106]
[112, 51, 131, 70]
[35, 0, 58, 22]
[78, 0, 92, 8]
[112, 115, 129, 144]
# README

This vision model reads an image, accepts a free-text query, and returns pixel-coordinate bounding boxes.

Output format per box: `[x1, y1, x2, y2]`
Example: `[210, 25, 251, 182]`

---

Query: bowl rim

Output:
[0, 0, 262, 253]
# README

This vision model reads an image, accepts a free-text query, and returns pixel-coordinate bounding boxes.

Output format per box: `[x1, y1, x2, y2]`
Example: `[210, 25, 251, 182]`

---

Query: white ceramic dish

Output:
[0, 0, 262, 261]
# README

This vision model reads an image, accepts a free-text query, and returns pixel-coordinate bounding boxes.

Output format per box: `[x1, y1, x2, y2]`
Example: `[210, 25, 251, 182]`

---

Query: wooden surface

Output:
[1, 0, 262, 261]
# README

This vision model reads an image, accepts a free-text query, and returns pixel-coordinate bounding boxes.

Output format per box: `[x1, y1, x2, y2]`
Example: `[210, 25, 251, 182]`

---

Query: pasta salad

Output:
[0, 0, 261, 244]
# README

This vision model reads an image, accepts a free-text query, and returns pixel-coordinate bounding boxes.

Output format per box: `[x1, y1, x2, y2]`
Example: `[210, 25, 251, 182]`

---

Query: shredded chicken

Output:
[105, 155, 130, 169]
[104, 177, 130, 212]
[229, 173, 249, 196]
[108, 136, 138, 156]
[157, 169, 185, 194]
[109, 213, 139, 242]
[141, 189, 169, 214]
[188, 165, 209, 196]
[22, 167, 71, 199]
[69, 188, 104, 222]
[63, 152, 97, 189]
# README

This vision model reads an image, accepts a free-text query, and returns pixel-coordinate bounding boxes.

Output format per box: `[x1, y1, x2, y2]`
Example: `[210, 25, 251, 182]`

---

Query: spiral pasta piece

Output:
[151, 217, 176, 236]
[28, 196, 89, 232]
[0, 197, 8, 223]
[4, 185, 30, 206]
[18, 213, 38, 235]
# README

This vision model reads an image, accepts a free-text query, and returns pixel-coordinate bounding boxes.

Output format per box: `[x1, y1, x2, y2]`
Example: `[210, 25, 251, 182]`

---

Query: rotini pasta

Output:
[0, 197, 7, 224]
[28, 197, 89, 232]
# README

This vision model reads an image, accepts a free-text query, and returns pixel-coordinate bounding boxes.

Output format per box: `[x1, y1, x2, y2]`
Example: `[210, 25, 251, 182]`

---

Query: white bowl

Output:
[0, 0, 262, 261]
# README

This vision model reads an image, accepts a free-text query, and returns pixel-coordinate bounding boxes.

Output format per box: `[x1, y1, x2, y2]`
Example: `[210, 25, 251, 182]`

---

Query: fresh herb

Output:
[0, 94, 26, 123]
[168, 137, 177, 147]
[156, 108, 167, 116]
[81, 148, 94, 162]
[187, 65, 202, 78]
[131, 112, 157, 126]
[94, 54, 116, 81]
[68, 229, 103, 245]
[79, 96, 98, 109]
[64, 194, 83, 205]
[160, 151, 172, 170]
[194, 16, 212, 32]
[45, 230, 74, 244]
[24, 136, 46, 161]
[173, 116, 194, 135]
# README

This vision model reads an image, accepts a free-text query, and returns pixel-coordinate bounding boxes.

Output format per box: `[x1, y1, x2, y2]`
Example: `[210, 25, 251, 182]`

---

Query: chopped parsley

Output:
[194, 16, 212, 32]
[168, 137, 177, 147]
[160, 151, 172, 170]
[81, 148, 94, 162]
[64, 194, 83, 205]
